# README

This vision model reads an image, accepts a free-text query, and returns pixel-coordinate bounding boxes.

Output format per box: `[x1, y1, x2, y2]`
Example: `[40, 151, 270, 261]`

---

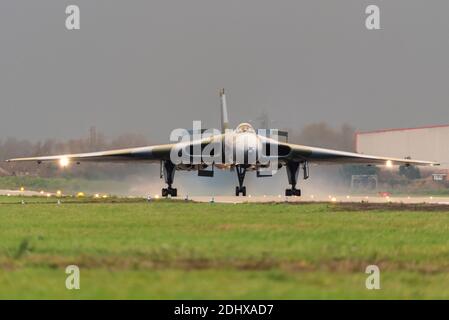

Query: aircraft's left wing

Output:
[6, 144, 174, 164]
[283, 143, 439, 166]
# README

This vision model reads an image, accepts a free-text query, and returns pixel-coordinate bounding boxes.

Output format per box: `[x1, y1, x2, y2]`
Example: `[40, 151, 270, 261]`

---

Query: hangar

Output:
[355, 124, 449, 172]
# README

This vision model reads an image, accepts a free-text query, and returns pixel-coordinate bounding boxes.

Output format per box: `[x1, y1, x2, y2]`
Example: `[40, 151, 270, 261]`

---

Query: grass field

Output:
[1, 197, 449, 299]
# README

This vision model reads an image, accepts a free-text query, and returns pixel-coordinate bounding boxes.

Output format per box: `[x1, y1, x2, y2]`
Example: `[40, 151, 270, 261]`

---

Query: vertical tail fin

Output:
[220, 88, 229, 133]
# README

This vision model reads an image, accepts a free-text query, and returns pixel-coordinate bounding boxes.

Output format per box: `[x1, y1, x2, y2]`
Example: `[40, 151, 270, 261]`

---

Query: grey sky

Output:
[1, 0, 448, 142]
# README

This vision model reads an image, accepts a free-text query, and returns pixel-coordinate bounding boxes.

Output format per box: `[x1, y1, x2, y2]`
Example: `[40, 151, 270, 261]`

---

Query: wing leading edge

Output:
[284, 143, 439, 166]
[6, 144, 174, 164]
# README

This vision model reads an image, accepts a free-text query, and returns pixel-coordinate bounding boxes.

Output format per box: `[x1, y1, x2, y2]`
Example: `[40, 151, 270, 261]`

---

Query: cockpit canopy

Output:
[235, 123, 256, 134]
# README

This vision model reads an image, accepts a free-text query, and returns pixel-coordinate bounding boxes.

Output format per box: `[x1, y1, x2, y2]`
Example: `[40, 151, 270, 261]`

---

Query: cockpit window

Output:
[235, 123, 255, 134]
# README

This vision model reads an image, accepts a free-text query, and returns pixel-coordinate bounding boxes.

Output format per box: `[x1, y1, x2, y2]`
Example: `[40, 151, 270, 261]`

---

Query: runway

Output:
[1, 189, 449, 205]
[0, 189, 52, 197]
[189, 195, 449, 205]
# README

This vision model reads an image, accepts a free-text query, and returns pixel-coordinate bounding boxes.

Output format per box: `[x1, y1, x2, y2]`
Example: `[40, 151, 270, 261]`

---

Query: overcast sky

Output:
[1, 0, 448, 142]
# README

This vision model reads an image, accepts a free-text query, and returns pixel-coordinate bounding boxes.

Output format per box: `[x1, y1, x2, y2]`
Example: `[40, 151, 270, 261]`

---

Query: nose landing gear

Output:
[235, 165, 247, 196]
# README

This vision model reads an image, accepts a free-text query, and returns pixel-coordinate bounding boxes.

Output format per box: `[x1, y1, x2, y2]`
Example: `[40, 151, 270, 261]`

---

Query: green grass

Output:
[1, 198, 449, 299]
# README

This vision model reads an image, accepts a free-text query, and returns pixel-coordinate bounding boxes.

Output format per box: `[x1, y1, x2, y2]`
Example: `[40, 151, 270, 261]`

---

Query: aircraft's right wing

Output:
[6, 144, 175, 164]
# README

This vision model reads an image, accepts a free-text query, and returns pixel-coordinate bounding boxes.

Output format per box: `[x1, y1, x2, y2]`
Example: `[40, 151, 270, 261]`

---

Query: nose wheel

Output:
[235, 166, 247, 196]
[235, 186, 246, 196]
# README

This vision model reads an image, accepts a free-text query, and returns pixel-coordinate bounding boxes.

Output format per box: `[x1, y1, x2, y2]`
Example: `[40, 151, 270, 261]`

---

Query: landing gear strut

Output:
[161, 161, 177, 197]
[285, 161, 301, 196]
[235, 165, 247, 196]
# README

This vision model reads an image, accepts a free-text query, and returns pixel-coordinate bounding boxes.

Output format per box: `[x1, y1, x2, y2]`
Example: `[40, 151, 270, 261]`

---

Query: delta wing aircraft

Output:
[7, 90, 438, 197]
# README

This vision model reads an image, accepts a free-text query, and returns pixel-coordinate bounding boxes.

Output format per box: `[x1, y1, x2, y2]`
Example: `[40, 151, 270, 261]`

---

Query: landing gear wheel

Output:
[285, 188, 301, 197]
[162, 188, 177, 197]
[235, 186, 247, 196]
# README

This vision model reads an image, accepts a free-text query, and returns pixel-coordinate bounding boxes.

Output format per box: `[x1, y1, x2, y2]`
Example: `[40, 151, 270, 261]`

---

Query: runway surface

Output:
[0, 189, 51, 196]
[189, 195, 449, 204]
[1, 189, 449, 205]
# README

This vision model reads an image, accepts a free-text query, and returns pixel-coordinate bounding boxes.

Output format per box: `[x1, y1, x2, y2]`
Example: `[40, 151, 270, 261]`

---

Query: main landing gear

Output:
[285, 161, 302, 197]
[161, 161, 177, 197]
[235, 165, 247, 196]
[234, 162, 306, 197]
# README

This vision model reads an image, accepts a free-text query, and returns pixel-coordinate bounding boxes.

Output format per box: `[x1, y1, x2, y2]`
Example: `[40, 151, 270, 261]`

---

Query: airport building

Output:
[355, 124, 449, 179]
